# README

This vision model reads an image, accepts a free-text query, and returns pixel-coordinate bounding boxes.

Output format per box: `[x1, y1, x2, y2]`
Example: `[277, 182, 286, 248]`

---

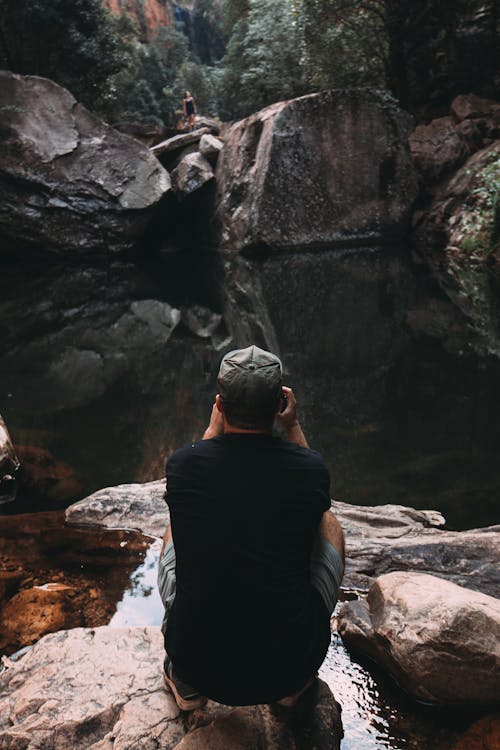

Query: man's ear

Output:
[215, 394, 223, 413]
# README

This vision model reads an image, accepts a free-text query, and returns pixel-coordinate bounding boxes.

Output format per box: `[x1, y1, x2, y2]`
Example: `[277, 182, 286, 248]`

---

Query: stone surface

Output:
[0, 626, 343, 749]
[66, 480, 167, 537]
[338, 572, 500, 706]
[0, 415, 19, 505]
[451, 714, 500, 750]
[0, 71, 171, 256]
[451, 94, 500, 124]
[104, 0, 173, 42]
[216, 89, 418, 254]
[15, 445, 82, 507]
[151, 127, 211, 159]
[173, 152, 214, 196]
[199, 134, 224, 163]
[0, 585, 82, 653]
[66, 481, 500, 597]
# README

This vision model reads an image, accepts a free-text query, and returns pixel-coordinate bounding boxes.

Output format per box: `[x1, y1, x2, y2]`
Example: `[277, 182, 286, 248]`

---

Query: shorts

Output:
[158, 535, 343, 634]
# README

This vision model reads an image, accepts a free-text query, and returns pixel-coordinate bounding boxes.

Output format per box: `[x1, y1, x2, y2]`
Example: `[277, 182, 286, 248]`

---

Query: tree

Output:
[219, 0, 304, 118]
[0, 0, 125, 108]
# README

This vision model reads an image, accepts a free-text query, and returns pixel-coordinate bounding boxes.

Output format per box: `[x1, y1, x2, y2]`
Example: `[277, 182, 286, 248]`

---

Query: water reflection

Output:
[109, 539, 164, 627]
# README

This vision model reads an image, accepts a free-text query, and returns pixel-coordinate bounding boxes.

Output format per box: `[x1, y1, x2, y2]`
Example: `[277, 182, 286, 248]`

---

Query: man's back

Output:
[165, 432, 332, 705]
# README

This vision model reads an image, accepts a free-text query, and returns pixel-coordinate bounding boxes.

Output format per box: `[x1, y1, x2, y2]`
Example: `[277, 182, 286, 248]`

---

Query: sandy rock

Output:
[0, 415, 19, 505]
[65, 479, 167, 537]
[0, 71, 171, 256]
[338, 572, 500, 706]
[216, 89, 418, 254]
[199, 134, 224, 164]
[0, 586, 82, 652]
[172, 152, 214, 196]
[0, 626, 342, 750]
[409, 116, 473, 182]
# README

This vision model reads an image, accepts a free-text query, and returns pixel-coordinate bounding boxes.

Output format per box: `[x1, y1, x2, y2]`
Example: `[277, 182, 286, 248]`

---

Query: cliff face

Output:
[103, 0, 173, 40]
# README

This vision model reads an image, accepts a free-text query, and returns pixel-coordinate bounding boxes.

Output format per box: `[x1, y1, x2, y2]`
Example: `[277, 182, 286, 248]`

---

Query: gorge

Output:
[1, 69, 499, 749]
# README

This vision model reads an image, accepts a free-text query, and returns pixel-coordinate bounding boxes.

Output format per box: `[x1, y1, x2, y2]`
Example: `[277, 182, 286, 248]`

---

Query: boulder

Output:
[409, 116, 475, 183]
[15, 445, 82, 507]
[172, 153, 215, 196]
[199, 134, 224, 164]
[0, 415, 19, 505]
[411, 141, 500, 357]
[451, 94, 500, 124]
[0, 72, 171, 256]
[0, 626, 343, 750]
[0, 585, 82, 653]
[338, 572, 500, 706]
[151, 127, 212, 160]
[65, 483, 500, 597]
[65, 480, 167, 537]
[216, 89, 418, 254]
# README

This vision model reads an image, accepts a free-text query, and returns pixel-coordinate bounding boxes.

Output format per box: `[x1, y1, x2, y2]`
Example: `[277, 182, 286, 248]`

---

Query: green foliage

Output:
[0, 0, 125, 108]
[219, 0, 304, 118]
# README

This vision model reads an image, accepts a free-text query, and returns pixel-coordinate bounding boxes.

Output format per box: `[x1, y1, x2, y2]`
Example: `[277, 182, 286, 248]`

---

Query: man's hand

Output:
[276, 386, 309, 448]
[202, 401, 224, 440]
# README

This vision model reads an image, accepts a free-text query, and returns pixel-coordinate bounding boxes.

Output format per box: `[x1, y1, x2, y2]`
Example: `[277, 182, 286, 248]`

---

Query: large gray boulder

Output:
[0, 415, 19, 504]
[338, 572, 500, 706]
[65, 482, 500, 597]
[0, 71, 171, 256]
[0, 626, 343, 750]
[172, 152, 214, 196]
[216, 89, 418, 254]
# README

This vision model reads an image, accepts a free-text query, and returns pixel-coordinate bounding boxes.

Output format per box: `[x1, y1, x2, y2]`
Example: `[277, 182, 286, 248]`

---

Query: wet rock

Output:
[199, 134, 224, 164]
[338, 572, 500, 706]
[0, 626, 343, 749]
[0, 585, 82, 653]
[0, 71, 171, 256]
[451, 714, 500, 750]
[65, 480, 167, 537]
[0, 415, 19, 505]
[66, 482, 499, 597]
[173, 153, 214, 196]
[216, 89, 418, 254]
[181, 305, 222, 338]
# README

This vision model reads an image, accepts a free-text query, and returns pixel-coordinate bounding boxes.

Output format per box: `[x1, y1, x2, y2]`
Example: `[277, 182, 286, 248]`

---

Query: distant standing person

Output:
[183, 91, 197, 131]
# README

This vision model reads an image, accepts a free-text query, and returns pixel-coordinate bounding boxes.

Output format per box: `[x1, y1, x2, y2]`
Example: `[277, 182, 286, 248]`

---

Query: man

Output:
[158, 345, 344, 710]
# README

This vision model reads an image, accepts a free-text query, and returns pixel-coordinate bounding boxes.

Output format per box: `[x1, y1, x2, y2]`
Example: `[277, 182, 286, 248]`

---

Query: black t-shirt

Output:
[164, 433, 331, 705]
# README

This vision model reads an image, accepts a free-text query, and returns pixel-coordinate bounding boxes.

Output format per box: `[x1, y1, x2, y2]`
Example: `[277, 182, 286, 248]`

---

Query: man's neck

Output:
[223, 422, 272, 435]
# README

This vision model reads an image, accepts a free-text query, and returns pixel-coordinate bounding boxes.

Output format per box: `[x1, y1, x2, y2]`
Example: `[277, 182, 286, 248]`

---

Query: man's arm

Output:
[275, 386, 309, 448]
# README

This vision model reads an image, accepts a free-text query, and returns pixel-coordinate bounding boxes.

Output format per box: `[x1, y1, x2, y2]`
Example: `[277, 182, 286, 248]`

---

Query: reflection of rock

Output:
[0, 415, 19, 505]
[216, 89, 418, 254]
[0, 71, 171, 256]
[0, 585, 82, 653]
[15, 445, 82, 506]
[66, 482, 500, 597]
[173, 153, 215, 196]
[65, 480, 167, 537]
[182, 305, 222, 338]
[338, 572, 500, 706]
[0, 627, 343, 749]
